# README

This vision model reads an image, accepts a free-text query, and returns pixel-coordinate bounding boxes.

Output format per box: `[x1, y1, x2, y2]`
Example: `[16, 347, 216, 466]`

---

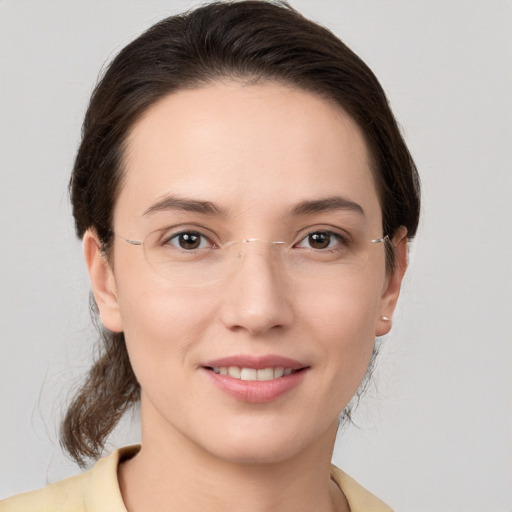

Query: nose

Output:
[219, 242, 294, 336]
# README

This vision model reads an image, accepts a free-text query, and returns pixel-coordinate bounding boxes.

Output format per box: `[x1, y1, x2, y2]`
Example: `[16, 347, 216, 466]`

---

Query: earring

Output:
[380, 315, 390, 322]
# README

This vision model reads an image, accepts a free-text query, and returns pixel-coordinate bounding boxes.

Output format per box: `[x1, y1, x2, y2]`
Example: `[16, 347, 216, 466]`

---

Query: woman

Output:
[1, 1, 419, 511]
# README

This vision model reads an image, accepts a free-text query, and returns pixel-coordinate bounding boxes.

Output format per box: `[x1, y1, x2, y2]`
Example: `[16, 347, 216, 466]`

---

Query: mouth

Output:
[206, 366, 301, 381]
[202, 356, 309, 403]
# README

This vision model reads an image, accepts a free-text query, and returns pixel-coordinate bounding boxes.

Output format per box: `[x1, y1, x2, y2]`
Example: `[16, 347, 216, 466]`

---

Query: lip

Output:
[201, 355, 309, 404]
[204, 355, 306, 370]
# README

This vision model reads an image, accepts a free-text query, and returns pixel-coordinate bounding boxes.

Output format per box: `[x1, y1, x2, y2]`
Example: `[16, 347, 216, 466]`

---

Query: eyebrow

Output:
[143, 195, 227, 216]
[287, 196, 365, 217]
[142, 194, 364, 218]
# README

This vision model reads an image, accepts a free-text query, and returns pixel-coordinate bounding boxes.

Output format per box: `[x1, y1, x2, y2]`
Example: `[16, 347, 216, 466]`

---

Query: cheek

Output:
[299, 274, 383, 338]
[298, 278, 383, 389]
[114, 274, 217, 387]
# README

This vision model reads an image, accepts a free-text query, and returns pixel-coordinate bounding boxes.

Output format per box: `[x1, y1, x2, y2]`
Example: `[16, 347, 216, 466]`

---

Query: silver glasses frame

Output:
[117, 234, 390, 247]
[111, 230, 391, 284]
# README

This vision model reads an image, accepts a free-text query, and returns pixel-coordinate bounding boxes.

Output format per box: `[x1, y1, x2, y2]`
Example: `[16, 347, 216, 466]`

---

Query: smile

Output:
[202, 356, 308, 403]
[210, 366, 295, 380]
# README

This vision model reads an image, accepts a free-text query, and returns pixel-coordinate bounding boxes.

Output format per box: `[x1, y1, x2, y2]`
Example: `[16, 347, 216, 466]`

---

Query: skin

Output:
[84, 81, 407, 512]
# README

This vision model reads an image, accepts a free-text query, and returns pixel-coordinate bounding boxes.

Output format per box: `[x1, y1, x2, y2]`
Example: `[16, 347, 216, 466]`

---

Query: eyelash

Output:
[163, 231, 215, 250]
[294, 231, 350, 251]
[162, 229, 350, 251]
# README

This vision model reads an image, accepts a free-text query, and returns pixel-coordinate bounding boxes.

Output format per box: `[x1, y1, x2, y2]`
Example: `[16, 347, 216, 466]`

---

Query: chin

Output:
[195, 419, 335, 467]
[206, 438, 304, 466]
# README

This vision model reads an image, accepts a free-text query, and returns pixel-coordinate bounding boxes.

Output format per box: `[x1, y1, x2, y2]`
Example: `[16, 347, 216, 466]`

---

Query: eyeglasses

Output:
[113, 226, 390, 286]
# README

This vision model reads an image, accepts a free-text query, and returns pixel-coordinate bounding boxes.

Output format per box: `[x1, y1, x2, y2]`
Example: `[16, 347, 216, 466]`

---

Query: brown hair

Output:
[63, 0, 420, 466]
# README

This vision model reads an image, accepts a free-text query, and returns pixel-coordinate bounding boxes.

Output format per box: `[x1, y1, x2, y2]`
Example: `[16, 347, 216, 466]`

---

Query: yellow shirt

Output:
[0, 446, 393, 511]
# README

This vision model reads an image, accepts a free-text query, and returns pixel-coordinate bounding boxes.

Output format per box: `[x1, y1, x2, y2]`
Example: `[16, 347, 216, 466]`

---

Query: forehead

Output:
[117, 81, 381, 228]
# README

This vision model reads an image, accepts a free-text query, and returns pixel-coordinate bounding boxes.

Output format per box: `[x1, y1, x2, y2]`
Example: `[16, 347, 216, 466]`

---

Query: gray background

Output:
[1, 1, 511, 510]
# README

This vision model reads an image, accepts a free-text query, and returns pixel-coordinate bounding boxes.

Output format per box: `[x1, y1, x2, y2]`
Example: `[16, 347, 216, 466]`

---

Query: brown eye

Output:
[167, 231, 209, 250]
[179, 233, 200, 249]
[308, 232, 331, 249]
[294, 230, 348, 252]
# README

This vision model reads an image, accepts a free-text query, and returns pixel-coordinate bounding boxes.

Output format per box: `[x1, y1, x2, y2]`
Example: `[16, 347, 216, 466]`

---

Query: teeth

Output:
[227, 366, 241, 378]
[257, 368, 274, 381]
[240, 368, 257, 381]
[211, 366, 295, 381]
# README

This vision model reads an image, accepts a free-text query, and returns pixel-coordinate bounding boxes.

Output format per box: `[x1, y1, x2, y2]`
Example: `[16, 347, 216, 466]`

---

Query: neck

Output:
[118, 404, 348, 512]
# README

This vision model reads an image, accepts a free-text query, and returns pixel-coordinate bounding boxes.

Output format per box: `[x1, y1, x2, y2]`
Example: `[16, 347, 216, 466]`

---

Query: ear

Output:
[83, 229, 123, 333]
[375, 226, 408, 337]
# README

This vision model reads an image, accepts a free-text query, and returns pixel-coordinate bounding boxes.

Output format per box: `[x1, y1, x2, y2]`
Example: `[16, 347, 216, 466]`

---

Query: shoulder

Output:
[0, 472, 87, 512]
[0, 446, 139, 512]
[330, 465, 394, 512]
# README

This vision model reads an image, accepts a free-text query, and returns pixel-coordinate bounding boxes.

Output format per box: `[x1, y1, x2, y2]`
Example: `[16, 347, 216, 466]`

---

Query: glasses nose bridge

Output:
[225, 237, 285, 252]
[223, 238, 286, 269]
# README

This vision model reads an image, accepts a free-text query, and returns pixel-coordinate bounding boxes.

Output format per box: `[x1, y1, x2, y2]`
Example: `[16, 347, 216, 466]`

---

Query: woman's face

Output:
[87, 81, 405, 464]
